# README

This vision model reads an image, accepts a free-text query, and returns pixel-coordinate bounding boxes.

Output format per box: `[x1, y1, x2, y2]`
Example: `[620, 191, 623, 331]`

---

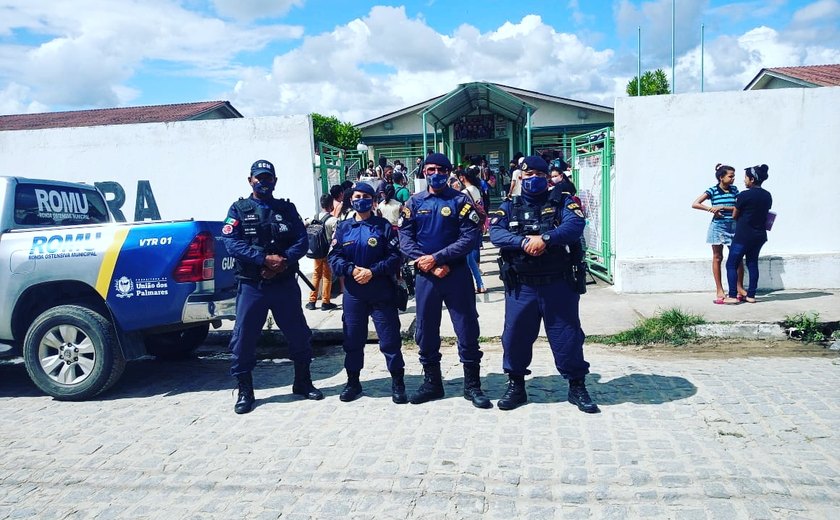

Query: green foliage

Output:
[782, 312, 827, 343]
[626, 69, 671, 96]
[593, 308, 705, 346]
[312, 113, 362, 150]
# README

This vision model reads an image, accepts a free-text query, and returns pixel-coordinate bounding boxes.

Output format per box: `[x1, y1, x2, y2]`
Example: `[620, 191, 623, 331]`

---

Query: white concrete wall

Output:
[0, 115, 317, 223]
[614, 86, 840, 292]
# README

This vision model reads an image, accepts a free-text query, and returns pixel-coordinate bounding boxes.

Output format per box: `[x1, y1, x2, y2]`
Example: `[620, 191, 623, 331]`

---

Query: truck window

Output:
[14, 183, 110, 227]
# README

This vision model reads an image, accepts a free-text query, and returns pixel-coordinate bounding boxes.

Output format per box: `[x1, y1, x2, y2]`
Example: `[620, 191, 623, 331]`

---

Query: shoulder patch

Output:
[401, 206, 411, 219]
[459, 203, 472, 217]
[566, 202, 581, 211]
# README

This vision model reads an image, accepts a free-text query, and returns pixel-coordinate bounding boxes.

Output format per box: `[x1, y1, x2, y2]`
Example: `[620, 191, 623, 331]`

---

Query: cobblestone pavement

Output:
[1, 343, 838, 519]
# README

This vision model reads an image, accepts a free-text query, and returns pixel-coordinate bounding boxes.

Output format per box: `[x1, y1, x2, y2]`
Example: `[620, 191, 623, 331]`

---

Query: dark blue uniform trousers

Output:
[414, 262, 483, 365]
[501, 278, 590, 379]
[342, 292, 404, 372]
[229, 276, 313, 376]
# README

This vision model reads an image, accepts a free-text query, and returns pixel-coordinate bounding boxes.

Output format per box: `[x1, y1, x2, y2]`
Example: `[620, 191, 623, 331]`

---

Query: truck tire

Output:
[145, 324, 210, 360]
[23, 305, 126, 401]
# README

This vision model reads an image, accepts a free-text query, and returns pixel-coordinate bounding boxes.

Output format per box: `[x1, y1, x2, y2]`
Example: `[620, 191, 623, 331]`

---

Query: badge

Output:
[222, 224, 233, 235]
[401, 206, 411, 219]
[567, 202, 581, 211]
[441, 206, 452, 216]
[224, 217, 238, 226]
[469, 212, 480, 224]
[575, 209, 585, 218]
[368, 237, 378, 247]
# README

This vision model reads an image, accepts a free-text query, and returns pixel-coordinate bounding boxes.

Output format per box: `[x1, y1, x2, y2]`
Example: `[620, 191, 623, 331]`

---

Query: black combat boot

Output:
[568, 378, 600, 413]
[339, 370, 363, 402]
[390, 368, 407, 404]
[292, 362, 324, 400]
[463, 363, 492, 409]
[234, 372, 255, 414]
[409, 364, 445, 404]
[497, 374, 527, 411]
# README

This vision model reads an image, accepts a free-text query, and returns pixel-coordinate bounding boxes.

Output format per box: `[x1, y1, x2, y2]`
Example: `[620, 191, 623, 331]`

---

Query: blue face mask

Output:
[522, 176, 548, 195]
[253, 180, 275, 196]
[428, 173, 449, 190]
[351, 198, 373, 213]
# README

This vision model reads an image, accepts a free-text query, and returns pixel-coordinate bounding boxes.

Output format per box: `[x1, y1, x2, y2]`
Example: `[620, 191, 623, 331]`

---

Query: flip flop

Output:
[745, 297, 757, 303]
[713, 297, 725, 304]
[737, 295, 747, 302]
[723, 297, 741, 304]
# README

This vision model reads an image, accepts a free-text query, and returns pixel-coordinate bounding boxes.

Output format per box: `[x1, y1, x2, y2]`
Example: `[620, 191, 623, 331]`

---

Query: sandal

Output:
[744, 296, 757, 303]
[736, 295, 747, 302]
[713, 297, 725, 305]
[722, 297, 741, 305]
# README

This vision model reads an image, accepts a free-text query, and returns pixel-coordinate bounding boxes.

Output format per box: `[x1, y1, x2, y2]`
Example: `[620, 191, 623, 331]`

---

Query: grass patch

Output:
[782, 312, 838, 343]
[590, 308, 705, 346]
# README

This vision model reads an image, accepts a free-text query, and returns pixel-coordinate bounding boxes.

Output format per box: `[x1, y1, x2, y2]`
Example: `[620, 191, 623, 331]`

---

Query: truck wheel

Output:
[23, 305, 126, 401]
[145, 324, 210, 360]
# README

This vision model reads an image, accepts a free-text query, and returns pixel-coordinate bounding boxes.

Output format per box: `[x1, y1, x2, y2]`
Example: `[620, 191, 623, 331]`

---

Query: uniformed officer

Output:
[328, 182, 406, 403]
[489, 155, 599, 413]
[398, 152, 491, 409]
[222, 159, 323, 414]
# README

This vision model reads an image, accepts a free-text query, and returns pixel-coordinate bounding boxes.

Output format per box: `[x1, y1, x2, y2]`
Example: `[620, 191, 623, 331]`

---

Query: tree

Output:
[311, 113, 362, 150]
[626, 69, 671, 96]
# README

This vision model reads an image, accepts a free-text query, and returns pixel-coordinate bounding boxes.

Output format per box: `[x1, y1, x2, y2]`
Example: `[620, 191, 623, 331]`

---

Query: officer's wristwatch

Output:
[541, 233, 551, 244]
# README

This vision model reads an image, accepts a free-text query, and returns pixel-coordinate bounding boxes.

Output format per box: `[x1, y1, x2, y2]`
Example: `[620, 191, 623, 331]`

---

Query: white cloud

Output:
[228, 10, 615, 121]
[0, 0, 302, 111]
[0, 83, 48, 114]
[212, 0, 304, 21]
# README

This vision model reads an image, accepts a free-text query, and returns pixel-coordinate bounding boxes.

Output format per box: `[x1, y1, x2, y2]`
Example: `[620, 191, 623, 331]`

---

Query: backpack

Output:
[464, 187, 488, 229]
[305, 212, 334, 259]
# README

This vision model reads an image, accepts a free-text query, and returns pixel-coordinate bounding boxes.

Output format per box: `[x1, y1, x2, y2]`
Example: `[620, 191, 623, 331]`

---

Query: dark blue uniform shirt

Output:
[328, 215, 401, 300]
[398, 186, 481, 265]
[222, 195, 308, 279]
[489, 192, 585, 251]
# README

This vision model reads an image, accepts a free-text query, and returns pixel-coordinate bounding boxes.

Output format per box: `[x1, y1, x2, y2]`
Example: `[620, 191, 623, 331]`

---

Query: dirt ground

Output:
[424, 337, 840, 360]
[587, 338, 840, 359]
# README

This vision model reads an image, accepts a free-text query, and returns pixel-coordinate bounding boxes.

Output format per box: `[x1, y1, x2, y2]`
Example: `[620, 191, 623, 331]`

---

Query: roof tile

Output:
[0, 101, 240, 131]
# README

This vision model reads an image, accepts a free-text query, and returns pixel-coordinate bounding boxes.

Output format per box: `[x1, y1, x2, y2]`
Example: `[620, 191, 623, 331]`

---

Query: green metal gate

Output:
[317, 142, 347, 195]
[571, 128, 614, 283]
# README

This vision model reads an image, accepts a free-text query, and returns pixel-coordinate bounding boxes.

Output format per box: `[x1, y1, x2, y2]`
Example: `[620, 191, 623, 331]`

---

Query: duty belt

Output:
[515, 273, 566, 286]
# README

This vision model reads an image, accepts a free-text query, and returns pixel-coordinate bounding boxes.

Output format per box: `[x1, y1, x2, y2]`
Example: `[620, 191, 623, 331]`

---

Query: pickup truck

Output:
[0, 176, 237, 400]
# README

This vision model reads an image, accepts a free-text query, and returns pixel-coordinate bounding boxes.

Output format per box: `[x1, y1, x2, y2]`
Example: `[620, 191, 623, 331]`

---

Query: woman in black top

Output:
[724, 165, 772, 303]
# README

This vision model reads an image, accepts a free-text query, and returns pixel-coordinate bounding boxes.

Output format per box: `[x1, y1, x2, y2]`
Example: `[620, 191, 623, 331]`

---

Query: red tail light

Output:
[173, 232, 215, 282]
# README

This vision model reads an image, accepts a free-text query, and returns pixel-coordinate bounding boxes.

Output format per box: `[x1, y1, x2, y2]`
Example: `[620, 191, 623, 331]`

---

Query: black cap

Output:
[250, 159, 275, 176]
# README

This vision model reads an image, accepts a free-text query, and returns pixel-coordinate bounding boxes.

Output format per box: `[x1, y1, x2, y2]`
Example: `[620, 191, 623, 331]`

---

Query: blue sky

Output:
[1, 1, 838, 123]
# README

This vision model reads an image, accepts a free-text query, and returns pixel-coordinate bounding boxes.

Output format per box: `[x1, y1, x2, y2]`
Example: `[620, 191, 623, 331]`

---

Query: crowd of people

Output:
[221, 154, 598, 416]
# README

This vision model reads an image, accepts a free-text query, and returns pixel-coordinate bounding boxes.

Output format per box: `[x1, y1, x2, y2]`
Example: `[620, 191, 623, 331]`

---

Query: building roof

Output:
[355, 82, 613, 129]
[0, 100, 243, 131]
[744, 64, 840, 90]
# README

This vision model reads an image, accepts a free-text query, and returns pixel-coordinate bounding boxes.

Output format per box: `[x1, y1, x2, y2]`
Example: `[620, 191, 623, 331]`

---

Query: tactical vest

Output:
[501, 195, 574, 279]
[233, 197, 299, 281]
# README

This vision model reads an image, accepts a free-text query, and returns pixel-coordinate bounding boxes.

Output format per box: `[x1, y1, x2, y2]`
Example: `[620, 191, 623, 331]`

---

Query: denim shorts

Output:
[706, 219, 735, 245]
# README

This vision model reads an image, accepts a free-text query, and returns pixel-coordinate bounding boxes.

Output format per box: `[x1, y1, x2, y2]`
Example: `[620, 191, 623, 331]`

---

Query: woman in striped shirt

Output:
[692, 164, 746, 303]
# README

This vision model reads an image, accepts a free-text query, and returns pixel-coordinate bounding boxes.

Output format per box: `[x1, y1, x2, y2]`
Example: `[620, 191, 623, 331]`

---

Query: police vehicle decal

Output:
[103, 223, 207, 331]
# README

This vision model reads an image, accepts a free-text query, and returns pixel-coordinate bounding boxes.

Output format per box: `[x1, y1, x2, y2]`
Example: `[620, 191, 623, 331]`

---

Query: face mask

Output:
[351, 198, 373, 213]
[428, 173, 449, 190]
[252, 180, 275, 196]
[522, 176, 548, 195]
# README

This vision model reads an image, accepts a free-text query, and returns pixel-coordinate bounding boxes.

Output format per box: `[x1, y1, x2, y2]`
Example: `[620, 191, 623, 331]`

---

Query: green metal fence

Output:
[571, 127, 614, 283]
[317, 142, 346, 196]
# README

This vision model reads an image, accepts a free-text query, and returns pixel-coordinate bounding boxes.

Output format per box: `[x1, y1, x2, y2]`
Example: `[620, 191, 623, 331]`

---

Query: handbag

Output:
[765, 211, 777, 231]
[394, 277, 409, 311]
